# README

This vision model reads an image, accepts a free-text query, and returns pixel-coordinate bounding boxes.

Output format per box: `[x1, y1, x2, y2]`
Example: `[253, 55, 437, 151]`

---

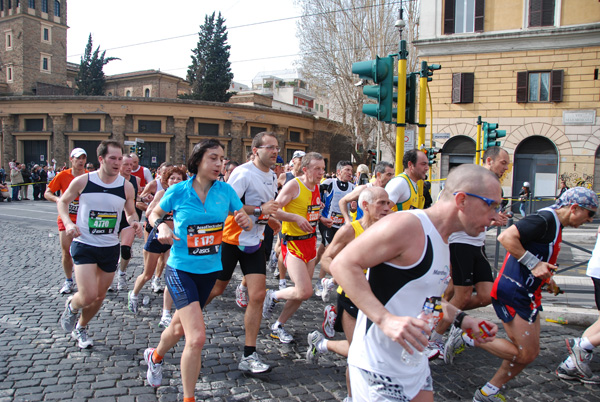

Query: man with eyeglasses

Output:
[464, 186, 598, 402]
[203, 132, 280, 374]
[428, 147, 510, 361]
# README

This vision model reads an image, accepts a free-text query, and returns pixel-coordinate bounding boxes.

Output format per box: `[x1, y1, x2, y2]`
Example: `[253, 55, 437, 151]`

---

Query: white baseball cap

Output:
[292, 150, 306, 159]
[70, 148, 87, 158]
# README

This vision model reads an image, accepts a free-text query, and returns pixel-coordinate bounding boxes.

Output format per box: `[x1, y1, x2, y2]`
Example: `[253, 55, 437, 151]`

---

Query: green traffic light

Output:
[352, 56, 395, 123]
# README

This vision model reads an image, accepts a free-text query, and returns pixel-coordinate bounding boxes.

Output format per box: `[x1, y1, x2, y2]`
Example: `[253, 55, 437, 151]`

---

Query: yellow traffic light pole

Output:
[395, 41, 408, 176]
[416, 62, 429, 208]
[476, 115, 482, 165]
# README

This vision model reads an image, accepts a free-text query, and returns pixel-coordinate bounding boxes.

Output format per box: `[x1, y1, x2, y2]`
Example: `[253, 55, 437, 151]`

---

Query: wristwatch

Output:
[253, 206, 262, 217]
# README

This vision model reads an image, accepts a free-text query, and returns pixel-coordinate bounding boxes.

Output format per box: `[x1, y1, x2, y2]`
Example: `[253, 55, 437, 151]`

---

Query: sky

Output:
[66, 0, 302, 87]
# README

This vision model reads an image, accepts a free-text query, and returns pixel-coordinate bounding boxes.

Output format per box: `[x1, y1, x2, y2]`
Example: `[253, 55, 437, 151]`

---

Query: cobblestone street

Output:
[0, 220, 599, 401]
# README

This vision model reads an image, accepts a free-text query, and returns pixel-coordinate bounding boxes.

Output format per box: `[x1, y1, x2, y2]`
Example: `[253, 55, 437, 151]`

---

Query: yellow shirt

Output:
[337, 220, 366, 295]
[281, 178, 321, 237]
[394, 172, 419, 211]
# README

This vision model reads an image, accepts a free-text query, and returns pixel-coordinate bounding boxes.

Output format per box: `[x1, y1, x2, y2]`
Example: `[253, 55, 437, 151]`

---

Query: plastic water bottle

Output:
[401, 297, 442, 366]
[142, 295, 150, 305]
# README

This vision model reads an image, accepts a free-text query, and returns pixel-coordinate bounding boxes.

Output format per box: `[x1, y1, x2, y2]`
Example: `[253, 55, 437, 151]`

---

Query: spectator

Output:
[0, 182, 10, 202]
[9, 163, 23, 201]
[0, 166, 5, 183]
[557, 180, 569, 199]
[20, 163, 31, 200]
[38, 165, 48, 200]
[519, 182, 531, 217]
[32, 165, 42, 200]
[47, 165, 56, 182]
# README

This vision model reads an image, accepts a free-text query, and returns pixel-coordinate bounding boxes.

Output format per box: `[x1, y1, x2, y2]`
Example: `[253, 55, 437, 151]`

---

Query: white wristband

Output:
[518, 250, 540, 270]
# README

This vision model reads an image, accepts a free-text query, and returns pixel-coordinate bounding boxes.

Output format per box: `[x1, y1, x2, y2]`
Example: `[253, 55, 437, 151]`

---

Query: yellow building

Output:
[415, 0, 600, 208]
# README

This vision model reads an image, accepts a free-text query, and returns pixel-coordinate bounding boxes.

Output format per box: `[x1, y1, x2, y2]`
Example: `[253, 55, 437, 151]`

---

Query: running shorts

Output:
[282, 236, 317, 265]
[349, 365, 433, 401]
[334, 292, 358, 333]
[449, 243, 493, 286]
[70, 242, 120, 273]
[144, 229, 172, 254]
[164, 264, 219, 310]
[219, 241, 266, 281]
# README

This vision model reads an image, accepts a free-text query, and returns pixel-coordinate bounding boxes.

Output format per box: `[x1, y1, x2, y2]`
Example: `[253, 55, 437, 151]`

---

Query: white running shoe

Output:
[270, 324, 293, 343]
[322, 304, 337, 338]
[238, 352, 271, 373]
[117, 273, 128, 291]
[236, 283, 249, 308]
[158, 313, 172, 328]
[314, 280, 324, 297]
[60, 296, 78, 332]
[144, 348, 162, 387]
[151, 276, 163, 293]
[306, 330, 324, 364]
[59, 279, 75, 294]
[128, 291, 139, 314]
[321, 278, 336, 302]
[444, 325, 466, 364]
[262, 289, 278, 319]
[71, 326, 93, 349]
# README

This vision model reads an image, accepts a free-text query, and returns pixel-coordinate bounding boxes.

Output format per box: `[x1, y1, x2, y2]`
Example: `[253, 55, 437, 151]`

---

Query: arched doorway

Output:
[593, 146, 600, 193]
[440, 135, 476, 178]
[512, 136, 558, 214]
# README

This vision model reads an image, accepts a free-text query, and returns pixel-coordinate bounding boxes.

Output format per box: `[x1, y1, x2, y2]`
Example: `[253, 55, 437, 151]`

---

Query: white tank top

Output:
[74, 172, 127, 247]
[348, 209, 450, 395]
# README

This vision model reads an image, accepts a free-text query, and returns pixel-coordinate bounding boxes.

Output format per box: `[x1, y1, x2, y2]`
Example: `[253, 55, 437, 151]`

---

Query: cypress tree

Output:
[75, 34, 119, 96]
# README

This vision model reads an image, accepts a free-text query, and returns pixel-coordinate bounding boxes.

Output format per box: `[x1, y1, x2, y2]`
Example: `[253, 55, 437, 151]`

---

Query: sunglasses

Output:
[579, 205, 596, 218]
[453, 191, 501, 213]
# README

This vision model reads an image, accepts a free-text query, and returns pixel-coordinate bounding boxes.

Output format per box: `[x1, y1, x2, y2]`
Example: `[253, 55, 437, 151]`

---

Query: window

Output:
[144, 88, 150, 97]
[320, 105, 324, 112]
[289, 131, 301, 142]
[53, 0, 59, 16]
[529, 0, 555, 27]
[107, 92, 113, 96]
[7, 65, 13, 83]
[250, 127, 264, 138]
[29, 0, 34, 8]
[40, 54, 51, 72]
[125, 90, 131, 97]
[444, 0, 484, 34]
[43, 27, 49, 41]
[138, 120, 161, 133]
[7, 0, 11, 8]
[25, 118, 44, 131]
[452, 72, 475, 104]
[516, 70, 563, 103]
[5, 32, 12, 50]
[78, 119, 101, 132]
[198, 123, 219, 137]
[41, 0, 47, 12]
[0, 1, 3, 11]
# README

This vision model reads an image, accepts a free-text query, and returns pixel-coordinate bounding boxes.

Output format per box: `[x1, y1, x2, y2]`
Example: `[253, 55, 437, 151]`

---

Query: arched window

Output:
[144, 88, 150, 97]
[107, 92, 113, 96]
[54, 0, 59, 16]
[126, 90, 131, 97]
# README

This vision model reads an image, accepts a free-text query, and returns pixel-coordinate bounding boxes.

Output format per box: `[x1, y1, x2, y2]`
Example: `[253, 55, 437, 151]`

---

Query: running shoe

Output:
[262, 289, 278, 319]
[425, 339, 444, 360]
[71, 326, 93, 349]
[279, 280, 287, 290]
[270, 324, 294, 343]
[238, 351, 271, 373]
[158, 313, 172, 329]
[473, 389, 506, 402]
[128, 290, 139, 314]
[306, 330, 324, 364]
[566, 338, 596, 379]
[314, 280, 324, 297]
[151, 277, 163, 293]
[60, 296, 78, 332]
[555, 360, 600, 384]
[59, 279, 75, 294]
[267, 250, 278, 272]
[144, 348, 163, 387]
[322, 304, 337, 338]
[107, 275, 116, 292]
[117, 273, 128, 291]
[236, 283, 249, 308]
[444, 325, 465, 364]
[273, 267, 279, 278]
[321, 278, 336, 303]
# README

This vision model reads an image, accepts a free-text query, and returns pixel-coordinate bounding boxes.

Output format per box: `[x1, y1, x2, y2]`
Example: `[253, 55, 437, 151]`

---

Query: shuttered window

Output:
[444, 0, 485, 34]
[516, 70, 563, 103]
[452, 73, 475, 104]
[529, 0, 555, 27]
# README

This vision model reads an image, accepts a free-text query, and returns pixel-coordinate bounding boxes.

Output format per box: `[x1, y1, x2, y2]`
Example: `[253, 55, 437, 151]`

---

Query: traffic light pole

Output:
[395, 40, 408, 176]
[476, 115, 482, 165]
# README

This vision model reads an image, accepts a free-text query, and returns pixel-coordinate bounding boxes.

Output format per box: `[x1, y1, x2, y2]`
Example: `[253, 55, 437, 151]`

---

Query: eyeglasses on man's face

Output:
[453, 191, 501, 213]
[258, 145, 281, 152]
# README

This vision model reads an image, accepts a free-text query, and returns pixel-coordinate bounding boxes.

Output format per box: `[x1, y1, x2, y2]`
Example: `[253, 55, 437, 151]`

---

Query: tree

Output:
[75, 34, 119, 96]
[182, 12, 234, 102]
[296, 0, 420, 162]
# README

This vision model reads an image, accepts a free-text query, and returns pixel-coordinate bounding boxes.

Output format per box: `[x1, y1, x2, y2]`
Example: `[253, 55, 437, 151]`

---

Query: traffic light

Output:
[425, 148, 440, 166]
[352, 56, 395, 123]
[137, 146, 144, 158]
[405, 72, 417, 124]
[129, 145, 136, 154]
[422, 62, 441, 82]
[482, 122, 507, 150]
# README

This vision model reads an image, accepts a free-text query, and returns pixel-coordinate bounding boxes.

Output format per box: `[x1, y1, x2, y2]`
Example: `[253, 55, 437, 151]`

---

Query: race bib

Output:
[164, 212, 174, 222]
[187, 223, 223, 256]
[331, 212, 344, 226]
[307, 205, 320, 227]
[68, 200, 79, 215]
[256, 213, 270, 225]
[88, 210, 118, 235]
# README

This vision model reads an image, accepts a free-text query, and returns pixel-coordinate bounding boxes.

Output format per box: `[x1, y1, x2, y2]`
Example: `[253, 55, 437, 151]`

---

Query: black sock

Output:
[243, 346, 256, 357]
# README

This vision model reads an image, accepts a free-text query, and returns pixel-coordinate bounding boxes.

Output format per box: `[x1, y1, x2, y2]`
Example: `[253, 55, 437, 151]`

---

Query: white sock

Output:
[130, 292, 138, 299]
[119, 271, 126, 276]
[279, 279, 286, 287]
[430, 331, 443, 342]
[481, 382, 499, 396]
[317, 338, 329, 354]
[239, 284, 247, 291]
[564, 356, 576, 369]
[273, 320, 283, 329]
[75, 323, 84, 330]
[580, 337, 595, 351]
[162, 309, 170, 317]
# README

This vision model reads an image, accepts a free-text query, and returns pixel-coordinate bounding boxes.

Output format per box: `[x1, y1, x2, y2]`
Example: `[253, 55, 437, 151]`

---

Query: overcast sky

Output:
[66, 0, 302, 86]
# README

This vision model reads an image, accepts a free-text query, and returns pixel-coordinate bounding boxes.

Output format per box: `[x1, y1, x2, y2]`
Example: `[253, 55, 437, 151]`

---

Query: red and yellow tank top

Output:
[282, 178, 321, 237]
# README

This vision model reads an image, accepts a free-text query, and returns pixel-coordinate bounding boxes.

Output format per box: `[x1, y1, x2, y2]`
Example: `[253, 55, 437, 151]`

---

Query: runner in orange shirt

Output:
[45, 147, 88, 294]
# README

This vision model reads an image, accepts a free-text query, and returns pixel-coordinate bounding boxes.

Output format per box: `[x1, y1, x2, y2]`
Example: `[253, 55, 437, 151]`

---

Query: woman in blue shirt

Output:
[143, 139, 252, 400]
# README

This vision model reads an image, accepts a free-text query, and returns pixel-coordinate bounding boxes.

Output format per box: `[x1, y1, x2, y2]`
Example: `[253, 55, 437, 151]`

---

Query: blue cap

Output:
[276, 155, 284, 166]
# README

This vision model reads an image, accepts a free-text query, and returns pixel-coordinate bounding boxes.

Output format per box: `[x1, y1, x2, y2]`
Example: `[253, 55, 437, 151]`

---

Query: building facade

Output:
[415, 0, 600, 207]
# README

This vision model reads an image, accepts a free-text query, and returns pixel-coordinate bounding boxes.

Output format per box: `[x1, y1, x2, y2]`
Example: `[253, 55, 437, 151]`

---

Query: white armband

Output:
[518, 250, 540, 270]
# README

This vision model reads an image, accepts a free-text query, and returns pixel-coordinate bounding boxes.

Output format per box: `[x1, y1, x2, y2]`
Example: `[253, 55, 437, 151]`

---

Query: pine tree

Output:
[75, 34, 119, 96]
[183, 12, 233, 102]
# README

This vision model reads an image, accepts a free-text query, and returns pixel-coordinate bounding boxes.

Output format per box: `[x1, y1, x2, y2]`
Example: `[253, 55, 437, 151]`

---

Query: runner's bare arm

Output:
[497, 224, 556, 280]
[56, 174, 88, 236]
[148, 206, 179, 244]
[272, 179, 312, 231]
[339, 185, 365, 224]
[320, 223, 355, 276]
[146, 190, 165, 217]
[124, 181, 142, 236]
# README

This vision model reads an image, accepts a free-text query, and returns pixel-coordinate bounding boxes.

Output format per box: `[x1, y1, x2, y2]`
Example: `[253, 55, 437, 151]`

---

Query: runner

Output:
[58, 140, 142, 349]
[330, 164, 499, 402]
[556, 224, 600, 384]
[385, 149, 429, 210]
[338, 161, 394, 224]
[427, 147, 510, 360]
[142, 139, 251, 401]
[262, 152, 326, 343]
[45, 147, 88, 294]
[128, 165, 186, 326]
[205, 131, 280, 374]
[314, 161, 355, 299]
[130, 153, 153, 190]
[453, 187, 598, 402]
[306, 186, 391, 401]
